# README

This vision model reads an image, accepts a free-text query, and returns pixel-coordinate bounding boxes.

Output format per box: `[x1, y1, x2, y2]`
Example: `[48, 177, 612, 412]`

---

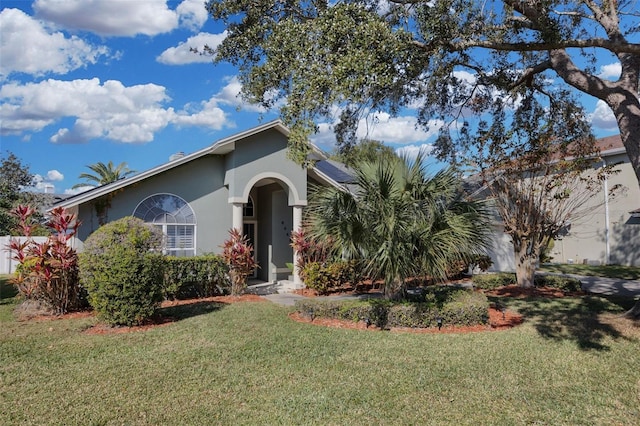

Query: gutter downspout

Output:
[602, 159, 610, 265]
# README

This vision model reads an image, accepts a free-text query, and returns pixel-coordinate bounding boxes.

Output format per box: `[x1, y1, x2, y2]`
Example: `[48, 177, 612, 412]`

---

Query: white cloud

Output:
[590, 100, 618, 130]
[177, 0, 210, 31]
[598, 63, 621, 80]
[0, 8, 110, 79]
[174, 98, 230, 129]
[310, 111, 442, 152]
[64, 185, 94, 195]
[157, 32, 227, 65]
[47, 170, 64, 181]
[395, 144, 435, 162]
[355, 112, 442, 145]
[209, 75, 276, 113]
[0, 78, 233, 142]
[33, 0, 179, 37]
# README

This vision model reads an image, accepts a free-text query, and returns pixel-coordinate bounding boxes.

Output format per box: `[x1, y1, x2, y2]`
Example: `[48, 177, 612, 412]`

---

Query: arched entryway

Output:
[229, 172, 305, 284]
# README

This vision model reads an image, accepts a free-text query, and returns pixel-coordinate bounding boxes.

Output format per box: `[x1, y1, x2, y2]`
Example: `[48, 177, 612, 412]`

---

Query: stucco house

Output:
[548, 135, 640, 267]
[51, 120, 353, 284]
[45, 123, 639, 284]
[485, 134, 640, 271]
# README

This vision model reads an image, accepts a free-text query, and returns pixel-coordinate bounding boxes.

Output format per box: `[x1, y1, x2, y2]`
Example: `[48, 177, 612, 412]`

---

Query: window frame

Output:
[133, 193, 197, 257]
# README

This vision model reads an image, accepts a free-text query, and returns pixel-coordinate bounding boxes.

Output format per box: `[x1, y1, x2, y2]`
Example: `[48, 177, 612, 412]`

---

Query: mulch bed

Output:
[21, 285, 583, 335]
[289, 305, 523, 334]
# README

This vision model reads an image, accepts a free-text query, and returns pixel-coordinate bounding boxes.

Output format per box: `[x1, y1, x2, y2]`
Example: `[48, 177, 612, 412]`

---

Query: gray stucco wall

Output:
[550, 153, 640, 266]
[76, 155, 232, 255]
[224, 128, 307, 205]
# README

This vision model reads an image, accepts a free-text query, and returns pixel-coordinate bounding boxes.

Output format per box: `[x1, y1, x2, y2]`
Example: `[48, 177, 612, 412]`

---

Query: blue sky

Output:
[0, 0, 623, 195]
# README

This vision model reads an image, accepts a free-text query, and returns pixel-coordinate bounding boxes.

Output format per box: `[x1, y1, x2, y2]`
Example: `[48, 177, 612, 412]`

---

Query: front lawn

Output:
[1, 288, 639, 425]
[539, 263, 640, 280]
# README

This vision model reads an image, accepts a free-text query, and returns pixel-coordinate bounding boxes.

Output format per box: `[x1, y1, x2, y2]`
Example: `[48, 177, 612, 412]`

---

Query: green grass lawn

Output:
[539, 263, 640, 280]
[1, 275, 639, 425]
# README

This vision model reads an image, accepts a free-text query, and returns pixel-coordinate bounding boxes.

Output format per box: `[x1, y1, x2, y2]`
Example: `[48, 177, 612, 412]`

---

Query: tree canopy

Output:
[206, 0, 640, 183]
[0, 153, 43, 235]
[73, 161, 136, 189]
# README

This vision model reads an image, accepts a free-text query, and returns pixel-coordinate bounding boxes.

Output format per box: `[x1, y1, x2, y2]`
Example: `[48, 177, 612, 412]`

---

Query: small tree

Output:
[306, 152, 491, 299]
[0, 152, 47, 236]
[221, 228, 258, 296]
[73, 161, 136, 225]
[9, 205, 84, 314]
[467, 92, 615, 288]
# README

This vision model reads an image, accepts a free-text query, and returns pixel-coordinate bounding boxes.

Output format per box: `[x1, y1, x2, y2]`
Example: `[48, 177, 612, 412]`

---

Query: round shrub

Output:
[79, 216, 165, 326]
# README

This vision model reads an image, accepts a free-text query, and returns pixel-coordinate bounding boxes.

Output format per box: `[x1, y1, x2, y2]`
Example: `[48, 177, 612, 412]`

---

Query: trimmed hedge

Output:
[472, 273, 583, 292]
[534, 274, 583, 292]
[163, 255, 230, 299]
[294, 288, 489, 329]
[472, 273, 516, 290]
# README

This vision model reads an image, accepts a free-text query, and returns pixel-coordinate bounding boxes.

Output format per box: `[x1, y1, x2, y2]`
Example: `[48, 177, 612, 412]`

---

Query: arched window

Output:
[133, 194, 196, 257]
[243, 195, 255, 218]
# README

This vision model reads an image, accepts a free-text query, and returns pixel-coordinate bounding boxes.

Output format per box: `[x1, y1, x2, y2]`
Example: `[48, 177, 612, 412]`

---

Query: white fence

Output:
[0, 236, 83, 275]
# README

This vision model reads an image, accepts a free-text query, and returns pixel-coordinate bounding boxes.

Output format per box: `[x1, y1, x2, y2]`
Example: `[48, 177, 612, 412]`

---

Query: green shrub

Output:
[79, 217, 165, 326]
[473, 272, 582, 293]
[163, 255, 230, 299]
[534, 275, 582, 292]
[472, 273, 517, 290]
[294, 288, 489, 329]
[301, 260, 362, 294]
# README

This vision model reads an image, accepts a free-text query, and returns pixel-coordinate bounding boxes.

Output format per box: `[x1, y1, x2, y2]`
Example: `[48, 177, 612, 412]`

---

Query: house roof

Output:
[52, 120, 337, 210]
[595, 134, 626, 157]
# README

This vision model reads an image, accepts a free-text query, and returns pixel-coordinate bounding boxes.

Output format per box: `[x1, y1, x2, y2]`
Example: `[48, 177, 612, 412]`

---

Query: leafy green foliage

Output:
[533, 275, 583, 293]
[206, 0, 640, 185]
[73, 160, 136, 225]
[8, 205, 85, 314]
[79, 217, 165, 326]
[472, 272, 583, 293]
[72, 160, 136, 188]
[220, 228, 258, 295]
[300, 260, 362, 295]
[472, 273, 517, 290]
[306, 152, 491, 297]
[295, 288, 489, 328]
[331, 139, 398, 168]
[163, 255, 230, 299]
[0, 152, 45, 235]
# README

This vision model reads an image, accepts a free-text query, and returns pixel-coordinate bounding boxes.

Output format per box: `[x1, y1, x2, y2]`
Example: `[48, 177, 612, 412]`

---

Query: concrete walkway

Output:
[572, 275, 640, 297]
[254, 274, 640, 306]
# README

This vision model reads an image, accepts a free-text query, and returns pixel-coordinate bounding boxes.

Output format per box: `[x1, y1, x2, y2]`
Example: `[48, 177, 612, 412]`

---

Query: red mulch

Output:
[289, 305, 523, 334]
[23, 285, 583, 335]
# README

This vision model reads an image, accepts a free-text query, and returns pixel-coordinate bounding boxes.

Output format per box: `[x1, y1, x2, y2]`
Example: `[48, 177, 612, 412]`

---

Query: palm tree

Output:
[72, 161, 136, 189]
[306, 151, 491, 299]
[73, 161, 136, 225]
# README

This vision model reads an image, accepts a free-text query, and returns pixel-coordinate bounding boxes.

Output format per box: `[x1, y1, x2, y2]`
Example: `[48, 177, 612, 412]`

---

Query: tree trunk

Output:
[625, 299, 640, 320]
[611, 91, 640, 187]
[384, 276, 405, 300]
[514, 243, 536, 288]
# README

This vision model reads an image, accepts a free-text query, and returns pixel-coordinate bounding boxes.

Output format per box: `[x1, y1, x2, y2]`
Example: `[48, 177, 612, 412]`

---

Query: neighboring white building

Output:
[486, 134, 640, 271]
[550, 135, 640, 266]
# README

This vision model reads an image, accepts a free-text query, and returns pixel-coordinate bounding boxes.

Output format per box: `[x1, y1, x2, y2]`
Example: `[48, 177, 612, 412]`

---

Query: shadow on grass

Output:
[491, 295, 637, 351]
[539, 263, 640, 280]
[159, 300, 227, 322]
[0, 276, 18, 305]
